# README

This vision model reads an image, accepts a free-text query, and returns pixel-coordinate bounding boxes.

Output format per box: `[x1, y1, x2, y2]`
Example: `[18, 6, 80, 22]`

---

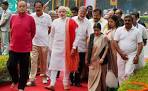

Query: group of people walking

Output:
[0, 0, 147, 91]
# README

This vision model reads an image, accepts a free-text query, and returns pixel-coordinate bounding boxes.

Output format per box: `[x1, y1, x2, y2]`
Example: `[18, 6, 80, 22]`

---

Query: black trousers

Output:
[70, 52, 86, 84]
[7, 51, 30, 90]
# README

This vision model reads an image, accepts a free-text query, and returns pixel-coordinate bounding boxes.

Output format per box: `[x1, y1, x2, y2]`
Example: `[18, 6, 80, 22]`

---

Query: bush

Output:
[0, 56, 11, 83]
[140, 16, 148, 22]
[140, 16, 148, 27]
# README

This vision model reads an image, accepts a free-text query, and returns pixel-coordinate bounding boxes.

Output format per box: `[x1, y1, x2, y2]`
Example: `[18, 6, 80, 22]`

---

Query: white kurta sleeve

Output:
[86, 22, 93, 37]
[73, 27, 81, 49]
[47, 15, 52, 27]
[49, 25, 55, 50]
[142, 26, 148, 39]
[137, 30, 143, 43]
[114, 28, 120, 41]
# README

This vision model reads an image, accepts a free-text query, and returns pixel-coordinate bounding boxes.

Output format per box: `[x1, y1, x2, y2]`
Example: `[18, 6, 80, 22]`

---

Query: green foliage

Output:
[140, 16, 148, 26]
[0, 56, 8, 72]
[140, 16, 148, 20]
[66, 7, 72, 17]
[118, 63, 148, 91]
[0, 56, 10, 83]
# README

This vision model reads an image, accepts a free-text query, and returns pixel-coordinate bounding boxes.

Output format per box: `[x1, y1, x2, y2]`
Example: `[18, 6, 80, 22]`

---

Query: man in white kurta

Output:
[46, 6, 79, 90]
[71, 6, 93, 86]
[131, 13, 148, 69]
[114, 15, 143, 85]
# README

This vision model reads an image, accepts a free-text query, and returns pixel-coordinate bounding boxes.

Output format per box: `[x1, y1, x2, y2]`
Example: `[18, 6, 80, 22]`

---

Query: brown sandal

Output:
[44, 86, 55, 91]
[64, 85, 70, 90]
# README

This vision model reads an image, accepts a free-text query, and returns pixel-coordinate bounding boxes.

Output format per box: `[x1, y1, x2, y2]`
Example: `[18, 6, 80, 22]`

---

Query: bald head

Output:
[17, 1, 27, 13]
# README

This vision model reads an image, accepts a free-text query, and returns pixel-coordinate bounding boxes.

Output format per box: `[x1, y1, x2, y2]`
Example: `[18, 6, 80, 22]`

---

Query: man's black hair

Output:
[71, 7, 78, 13]
[2, 1, 9, 6]
[34, 0, 44, 7]
[93, 8, 102, 15]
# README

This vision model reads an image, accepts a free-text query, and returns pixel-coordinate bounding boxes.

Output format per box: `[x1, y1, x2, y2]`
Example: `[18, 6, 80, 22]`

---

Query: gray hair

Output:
[58, 6, 66, 12]
[79, 6, 87, 12]
[48, 10, 57, 15]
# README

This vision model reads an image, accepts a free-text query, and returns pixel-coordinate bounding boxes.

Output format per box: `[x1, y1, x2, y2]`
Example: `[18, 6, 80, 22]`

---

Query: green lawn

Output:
[118, 62, 148, 91]
[140, 15, 148, 28]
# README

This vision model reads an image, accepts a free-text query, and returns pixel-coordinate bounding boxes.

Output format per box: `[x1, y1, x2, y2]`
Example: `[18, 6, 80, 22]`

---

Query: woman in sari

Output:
[86, 23, 109, 91]
[105, 15, 119, 78]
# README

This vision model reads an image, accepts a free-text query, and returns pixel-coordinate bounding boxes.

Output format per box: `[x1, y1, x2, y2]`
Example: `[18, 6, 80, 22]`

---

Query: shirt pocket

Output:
[119, 33, 127, 41]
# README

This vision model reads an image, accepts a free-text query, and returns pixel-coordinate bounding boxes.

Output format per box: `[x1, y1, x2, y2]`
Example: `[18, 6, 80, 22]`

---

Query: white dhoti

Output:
[117, 53, 136, 85]
[48, 18, 71, 87]
[50, 70, 70, 86]
[46, 49, 52, 77]
[135, 49, 145, 69]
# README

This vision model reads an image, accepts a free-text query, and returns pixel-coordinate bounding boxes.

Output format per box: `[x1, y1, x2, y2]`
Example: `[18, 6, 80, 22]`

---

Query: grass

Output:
[118, 62, 148, 91]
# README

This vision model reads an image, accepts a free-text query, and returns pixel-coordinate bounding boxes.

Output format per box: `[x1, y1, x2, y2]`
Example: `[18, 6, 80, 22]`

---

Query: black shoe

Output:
[75, 83, 82, 87]
[56, 71, 60, 78]
[70, 82, 74, 86]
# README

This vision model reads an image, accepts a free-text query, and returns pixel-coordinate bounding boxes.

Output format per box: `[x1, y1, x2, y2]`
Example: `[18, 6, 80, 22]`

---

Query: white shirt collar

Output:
[76, 16, 87, 22]
[35, 12, 45, 18]
[123, 25, 135, 31]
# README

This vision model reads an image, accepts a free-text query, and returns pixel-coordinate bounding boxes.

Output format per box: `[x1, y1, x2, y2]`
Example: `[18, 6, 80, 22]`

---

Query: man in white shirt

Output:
[89, 8, 108, 34]
[71, 6, 93, 86]
[27, 1, 52, 86]
[0, 1, 11, 55]
[114, 15, 143, 85]
[131, 13, 148, 69]
[131, 13, 147, 45]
